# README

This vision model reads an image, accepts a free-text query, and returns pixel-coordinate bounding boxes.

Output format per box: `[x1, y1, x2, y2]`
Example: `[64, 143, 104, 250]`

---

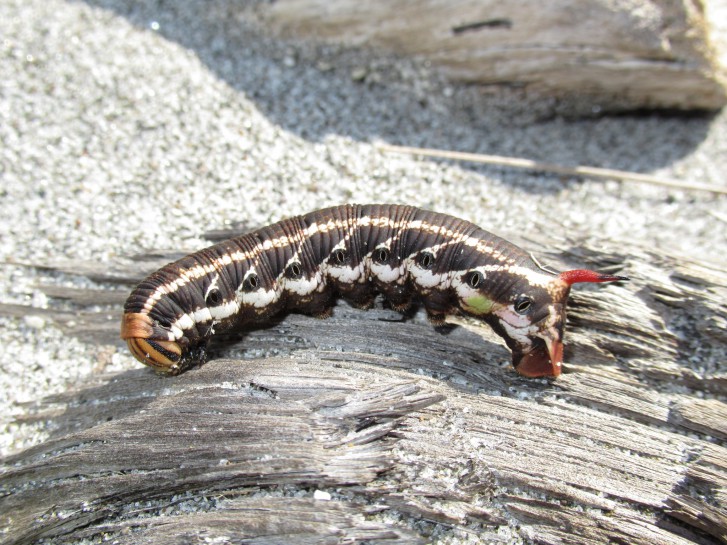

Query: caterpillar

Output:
[121, 204, 626, 378]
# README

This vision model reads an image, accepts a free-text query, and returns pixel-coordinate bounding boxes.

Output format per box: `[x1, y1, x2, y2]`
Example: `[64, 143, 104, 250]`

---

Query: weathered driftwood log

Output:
[1, 232, 726, 544]
[262, 0, 727, 112]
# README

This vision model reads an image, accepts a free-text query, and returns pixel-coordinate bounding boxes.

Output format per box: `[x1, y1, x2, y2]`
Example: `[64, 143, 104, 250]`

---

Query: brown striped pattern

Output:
[121, 204, 585, 377]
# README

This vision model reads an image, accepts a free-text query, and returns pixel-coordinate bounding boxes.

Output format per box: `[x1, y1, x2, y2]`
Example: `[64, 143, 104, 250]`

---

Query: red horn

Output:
[559, 269, 628, 286]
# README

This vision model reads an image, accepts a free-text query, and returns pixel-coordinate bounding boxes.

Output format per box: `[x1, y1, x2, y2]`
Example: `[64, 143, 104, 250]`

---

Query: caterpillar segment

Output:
[121, 204, 626, 377]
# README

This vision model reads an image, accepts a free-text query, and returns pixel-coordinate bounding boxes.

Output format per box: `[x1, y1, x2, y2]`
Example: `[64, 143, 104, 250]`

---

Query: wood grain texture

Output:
[262, 0, 727, 112]
[1, 232, 726, 544]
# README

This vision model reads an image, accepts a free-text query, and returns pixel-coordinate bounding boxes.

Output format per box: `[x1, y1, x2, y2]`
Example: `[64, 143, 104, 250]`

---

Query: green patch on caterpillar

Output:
[461, 294, 496, 315]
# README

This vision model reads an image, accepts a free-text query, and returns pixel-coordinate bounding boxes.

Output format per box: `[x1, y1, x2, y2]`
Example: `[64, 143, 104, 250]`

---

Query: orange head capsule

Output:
[120, 313, 183, 373]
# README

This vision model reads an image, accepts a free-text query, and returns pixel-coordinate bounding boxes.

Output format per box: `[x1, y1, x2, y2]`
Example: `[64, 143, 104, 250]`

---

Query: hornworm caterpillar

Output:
[121, 204, 626, 377]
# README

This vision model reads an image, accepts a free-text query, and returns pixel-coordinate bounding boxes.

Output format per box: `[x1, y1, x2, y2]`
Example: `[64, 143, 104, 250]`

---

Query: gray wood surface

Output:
[263, 0, 727, 112]
[1, 235, 726, 544]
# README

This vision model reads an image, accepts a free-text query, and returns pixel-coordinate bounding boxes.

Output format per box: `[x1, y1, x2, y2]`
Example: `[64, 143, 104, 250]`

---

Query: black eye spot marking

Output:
[206, 289, 222, 306]
[373, 247, 390, 264]
[243, 273, 259, 292]
[285, 262, 303, 279]
[332, 248, 348, 265]
[514, 295, 532, 314]
[467, 271, 484, 288]
[417, 251, 434, 269]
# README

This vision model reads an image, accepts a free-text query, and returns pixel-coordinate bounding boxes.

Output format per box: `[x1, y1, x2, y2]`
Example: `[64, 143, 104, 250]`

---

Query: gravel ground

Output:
[1, 0, 726, 459]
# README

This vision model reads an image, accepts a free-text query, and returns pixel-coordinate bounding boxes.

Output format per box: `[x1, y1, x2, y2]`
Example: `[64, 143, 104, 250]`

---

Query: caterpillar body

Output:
[121, 204, 626, 378]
